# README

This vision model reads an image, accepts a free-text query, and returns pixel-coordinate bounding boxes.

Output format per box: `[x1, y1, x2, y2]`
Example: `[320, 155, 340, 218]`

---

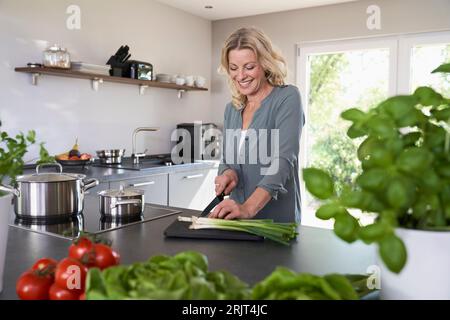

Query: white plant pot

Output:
[378, 227, 450, 299]
[0, 194, 12, 293]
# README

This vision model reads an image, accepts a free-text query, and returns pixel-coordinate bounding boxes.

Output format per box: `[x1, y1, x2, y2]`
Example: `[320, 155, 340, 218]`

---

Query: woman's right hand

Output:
[215, 169, 238, 196]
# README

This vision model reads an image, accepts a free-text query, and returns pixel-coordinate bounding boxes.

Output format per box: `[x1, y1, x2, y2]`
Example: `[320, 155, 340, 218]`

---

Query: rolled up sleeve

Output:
[257, 88, 303, 200]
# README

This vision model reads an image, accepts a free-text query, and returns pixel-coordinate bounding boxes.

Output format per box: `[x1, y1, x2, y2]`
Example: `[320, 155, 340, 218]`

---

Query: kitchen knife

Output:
[200, 192, 225, 217]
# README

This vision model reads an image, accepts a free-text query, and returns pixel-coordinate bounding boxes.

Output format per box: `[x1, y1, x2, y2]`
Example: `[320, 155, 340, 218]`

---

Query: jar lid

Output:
[99, 185, 144, 198]
[47, 44, 67, 52]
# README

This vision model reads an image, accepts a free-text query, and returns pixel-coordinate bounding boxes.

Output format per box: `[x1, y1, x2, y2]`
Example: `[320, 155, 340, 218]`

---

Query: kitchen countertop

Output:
[0, 203, 377, 300]
[23, 160, 219, 184]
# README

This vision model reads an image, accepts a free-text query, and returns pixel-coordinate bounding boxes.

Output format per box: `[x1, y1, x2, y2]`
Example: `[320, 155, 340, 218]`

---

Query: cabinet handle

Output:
[130, 181, 155, 187]
[183, 174, 204, 179]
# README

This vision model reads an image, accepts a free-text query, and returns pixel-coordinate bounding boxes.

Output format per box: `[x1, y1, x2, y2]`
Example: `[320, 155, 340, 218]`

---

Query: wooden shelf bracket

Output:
[139, 85, 148, 95]
[177, 89, 186, 99]
[91, 77, 103, 91]
[31, 73, 40, 85]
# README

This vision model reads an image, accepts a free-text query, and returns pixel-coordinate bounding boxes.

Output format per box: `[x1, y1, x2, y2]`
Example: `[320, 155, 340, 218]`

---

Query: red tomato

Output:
[68, 237, 95, 266]
[16, 270, 53, 300]
[55, 258, 87, 292]
[31, 258, 58, 275]
[112, 250, 121, 265]
[49, 283, 81, 300]
[93, 243, 117, 270]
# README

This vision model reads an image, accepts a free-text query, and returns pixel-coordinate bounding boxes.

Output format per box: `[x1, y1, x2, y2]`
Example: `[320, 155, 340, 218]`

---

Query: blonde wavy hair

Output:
[218, 27, 287, 109]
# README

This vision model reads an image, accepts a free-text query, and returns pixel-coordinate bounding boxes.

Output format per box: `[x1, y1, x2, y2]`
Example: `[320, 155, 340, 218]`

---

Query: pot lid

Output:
[99, 185, 144, 198]
[17, 172, 85, 183]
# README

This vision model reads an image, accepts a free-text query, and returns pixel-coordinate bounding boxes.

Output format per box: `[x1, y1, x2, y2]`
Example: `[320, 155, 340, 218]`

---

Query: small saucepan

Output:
[96, 149, 125, 164]
[98, 186, 144, 219]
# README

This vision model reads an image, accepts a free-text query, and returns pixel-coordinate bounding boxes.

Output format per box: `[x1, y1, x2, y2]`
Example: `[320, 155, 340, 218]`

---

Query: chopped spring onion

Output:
[178, 216, 298, 245]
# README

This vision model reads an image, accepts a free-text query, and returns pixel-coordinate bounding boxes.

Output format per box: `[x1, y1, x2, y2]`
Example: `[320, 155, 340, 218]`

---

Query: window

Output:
[297, 31, 450, 228]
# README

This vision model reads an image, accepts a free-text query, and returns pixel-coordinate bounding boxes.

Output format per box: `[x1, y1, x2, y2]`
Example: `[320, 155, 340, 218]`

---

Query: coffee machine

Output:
[176, 123, 220, 162]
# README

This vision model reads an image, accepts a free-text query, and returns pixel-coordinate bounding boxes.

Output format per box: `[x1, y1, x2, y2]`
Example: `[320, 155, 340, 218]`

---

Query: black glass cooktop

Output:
[9, 196, 181, 240]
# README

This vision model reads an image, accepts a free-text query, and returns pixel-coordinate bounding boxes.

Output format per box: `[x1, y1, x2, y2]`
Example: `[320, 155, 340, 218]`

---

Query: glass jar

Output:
[43, 45, 71, 69]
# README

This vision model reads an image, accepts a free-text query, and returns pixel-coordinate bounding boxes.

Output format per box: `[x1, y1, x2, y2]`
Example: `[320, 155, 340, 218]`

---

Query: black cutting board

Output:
[164, 219, 264, 241]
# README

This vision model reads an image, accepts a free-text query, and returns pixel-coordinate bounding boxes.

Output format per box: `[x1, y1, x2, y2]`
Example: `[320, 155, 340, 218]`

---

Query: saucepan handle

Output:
[0, 184, 20, 197]
[83, 178, 99, 191]
[36, 162, 63, 174]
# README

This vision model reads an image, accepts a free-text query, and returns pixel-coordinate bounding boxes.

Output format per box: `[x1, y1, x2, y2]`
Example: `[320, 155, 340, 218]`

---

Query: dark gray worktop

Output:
[23, 160, 218, 184]
[0, 206, 376, 300]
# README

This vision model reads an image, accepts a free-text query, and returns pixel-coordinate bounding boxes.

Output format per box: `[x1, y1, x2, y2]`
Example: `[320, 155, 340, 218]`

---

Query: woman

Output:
[209, 27, 304, 223]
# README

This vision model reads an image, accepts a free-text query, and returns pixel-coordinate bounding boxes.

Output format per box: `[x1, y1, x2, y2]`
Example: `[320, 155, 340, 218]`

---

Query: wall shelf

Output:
[14, 67, 208, 98]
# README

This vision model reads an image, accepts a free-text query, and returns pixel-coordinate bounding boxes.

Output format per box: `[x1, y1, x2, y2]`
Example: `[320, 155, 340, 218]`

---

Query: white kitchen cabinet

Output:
[110, 173, 168, 206]
[168, 167, 217, 210]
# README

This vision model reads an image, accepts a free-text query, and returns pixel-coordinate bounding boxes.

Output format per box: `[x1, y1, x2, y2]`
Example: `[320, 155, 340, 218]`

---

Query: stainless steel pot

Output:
[0, 163, 98, 220]
[98, 186, 144, 218]
[96, 149, 125, 164]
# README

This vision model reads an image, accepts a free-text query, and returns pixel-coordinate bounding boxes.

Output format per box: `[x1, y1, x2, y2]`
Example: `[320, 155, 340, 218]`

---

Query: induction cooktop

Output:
[9, 195, 181, 240]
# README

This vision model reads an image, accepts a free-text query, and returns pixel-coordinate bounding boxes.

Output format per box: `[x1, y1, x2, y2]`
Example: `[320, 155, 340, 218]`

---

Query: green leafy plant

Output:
[303, 63, 450, 274]
[85, 251, 371, 300]
[0, 121, 53, 196]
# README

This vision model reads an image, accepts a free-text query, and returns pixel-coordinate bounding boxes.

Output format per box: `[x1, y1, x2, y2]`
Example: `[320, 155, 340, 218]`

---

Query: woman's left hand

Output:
[208, 199, 255, 220]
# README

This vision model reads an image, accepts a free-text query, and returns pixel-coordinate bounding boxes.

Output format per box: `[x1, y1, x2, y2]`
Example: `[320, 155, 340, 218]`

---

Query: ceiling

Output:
[155, 0, 358, 21]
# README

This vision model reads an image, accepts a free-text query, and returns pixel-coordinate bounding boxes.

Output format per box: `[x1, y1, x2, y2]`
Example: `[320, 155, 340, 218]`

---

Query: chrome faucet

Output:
[131, 127, 159, 164]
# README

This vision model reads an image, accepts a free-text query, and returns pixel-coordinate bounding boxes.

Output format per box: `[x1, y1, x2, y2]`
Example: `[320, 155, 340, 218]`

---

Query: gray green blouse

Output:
[218, 85, 304, 223]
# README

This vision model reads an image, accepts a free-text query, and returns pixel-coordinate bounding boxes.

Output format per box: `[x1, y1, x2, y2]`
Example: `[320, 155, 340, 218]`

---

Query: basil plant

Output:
[0, 122, 53, 196]
[303, 63, 450, 273]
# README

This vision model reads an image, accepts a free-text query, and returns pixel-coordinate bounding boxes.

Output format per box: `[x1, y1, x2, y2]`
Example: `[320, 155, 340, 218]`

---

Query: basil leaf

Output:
[303, 168, 334, 200]
[379, 234, 407, 274]
[316, 203, 345, 220]
[341, 108, 366, 122]
[396, 147, 433, 175]
[333, 212, 359, 243]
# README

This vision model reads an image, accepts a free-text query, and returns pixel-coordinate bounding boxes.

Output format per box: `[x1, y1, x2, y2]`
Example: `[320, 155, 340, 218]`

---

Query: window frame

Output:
[296, 30, 450, 227]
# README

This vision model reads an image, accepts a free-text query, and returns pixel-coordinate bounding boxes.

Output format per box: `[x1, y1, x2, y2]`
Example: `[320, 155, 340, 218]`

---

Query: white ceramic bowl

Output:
[185, 75, 195, 86]
[175, 77, 186, 86]
[195, 76, 206, 88]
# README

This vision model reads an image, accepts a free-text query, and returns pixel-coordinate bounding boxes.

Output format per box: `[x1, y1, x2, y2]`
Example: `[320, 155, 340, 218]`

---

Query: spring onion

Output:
[178, 216, 298, 245]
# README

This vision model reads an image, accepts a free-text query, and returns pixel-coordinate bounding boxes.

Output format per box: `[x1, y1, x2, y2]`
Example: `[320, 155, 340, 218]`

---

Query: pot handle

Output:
[0, 184, 20, 197]
[110, 198, 142, 209]
[83, 178, 99, 191]
[36, 162, 63, 174]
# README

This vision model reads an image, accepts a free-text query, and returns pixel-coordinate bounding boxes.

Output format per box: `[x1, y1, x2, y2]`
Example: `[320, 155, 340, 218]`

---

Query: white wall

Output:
[0, 0, 212, 161]
[211, 0, 450, 125]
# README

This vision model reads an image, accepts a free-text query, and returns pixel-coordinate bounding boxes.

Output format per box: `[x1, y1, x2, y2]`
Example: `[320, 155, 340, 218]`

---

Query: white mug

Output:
[185, 75, 195, 86]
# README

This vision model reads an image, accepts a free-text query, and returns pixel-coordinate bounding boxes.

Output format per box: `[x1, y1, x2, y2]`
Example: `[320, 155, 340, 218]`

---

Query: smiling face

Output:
[228, 48, 267, 97]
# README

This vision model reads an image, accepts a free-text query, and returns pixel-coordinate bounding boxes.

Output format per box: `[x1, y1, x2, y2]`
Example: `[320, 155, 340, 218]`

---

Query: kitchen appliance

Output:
[98, 186, 144, 219]
[9, 195, 181, 240]
[96, 149, 126, 164]
[0, 163, 98, 221]
[176, 123, 220, 162]
[129, 61, 153, 80]
[106, 45, 153, 80]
